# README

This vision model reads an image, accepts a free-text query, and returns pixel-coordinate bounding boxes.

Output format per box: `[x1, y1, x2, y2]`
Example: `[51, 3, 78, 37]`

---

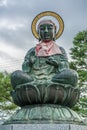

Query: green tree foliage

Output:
[0, 72, 17, 120]
[70, 30, 87, 117]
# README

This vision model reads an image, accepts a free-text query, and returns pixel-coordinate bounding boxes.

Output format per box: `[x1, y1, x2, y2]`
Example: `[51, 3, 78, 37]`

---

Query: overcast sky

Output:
[0, 0, 87, 72]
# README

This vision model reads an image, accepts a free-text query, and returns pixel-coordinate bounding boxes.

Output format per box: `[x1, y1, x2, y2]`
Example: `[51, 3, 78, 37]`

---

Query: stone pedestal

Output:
[3, 105, 84, 124]
[0, 124, 87, 130]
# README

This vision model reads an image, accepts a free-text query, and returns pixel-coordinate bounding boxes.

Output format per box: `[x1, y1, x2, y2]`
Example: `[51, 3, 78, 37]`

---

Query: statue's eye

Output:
[40, 27, 44, 30]
[48, 27, 53, 30]
[48, 25, 53, 30]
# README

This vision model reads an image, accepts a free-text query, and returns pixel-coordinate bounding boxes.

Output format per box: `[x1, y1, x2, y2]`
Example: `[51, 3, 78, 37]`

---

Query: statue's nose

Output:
[44, 26, 48, 33]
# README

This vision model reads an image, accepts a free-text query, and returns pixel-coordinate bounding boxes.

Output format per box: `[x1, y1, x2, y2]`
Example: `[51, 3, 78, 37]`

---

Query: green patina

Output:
[6, 17, 83, 125]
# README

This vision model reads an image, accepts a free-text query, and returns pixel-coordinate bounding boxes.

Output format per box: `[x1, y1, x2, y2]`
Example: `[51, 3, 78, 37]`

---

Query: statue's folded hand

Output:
[46, 57, 59, 67]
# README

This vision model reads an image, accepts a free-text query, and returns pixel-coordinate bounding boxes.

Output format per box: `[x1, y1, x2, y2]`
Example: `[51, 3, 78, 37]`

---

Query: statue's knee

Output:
[11, 70, 34, 89]
[11, 70, 23, 89]
[11, 70, 22, 82]
[60, 69, 78, 86]
[11, 70, 22, 78]
[69, 69, 78, 80]
[60, 69, 78, 79]
[52, 69, 78, 87]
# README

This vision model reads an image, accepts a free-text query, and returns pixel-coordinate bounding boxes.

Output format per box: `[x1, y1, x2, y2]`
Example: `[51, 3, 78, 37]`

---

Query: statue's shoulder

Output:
[24, 47, 35, 60]
[25, 47, 35, 56]
[59, 46, 68, 60]
[59, 46, 66, 53]
[27, 47, 35, 54]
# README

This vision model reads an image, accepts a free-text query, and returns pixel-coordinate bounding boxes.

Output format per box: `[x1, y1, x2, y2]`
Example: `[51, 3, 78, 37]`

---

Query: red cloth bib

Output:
[36, 41, 62, 57]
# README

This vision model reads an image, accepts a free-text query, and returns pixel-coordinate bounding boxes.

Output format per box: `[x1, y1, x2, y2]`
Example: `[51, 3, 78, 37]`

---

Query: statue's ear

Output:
[37, 29, 39, 34]
[53, 38, 55, 41]
[55, 27, 57, 34]
[52, 27, 56, 41]
[39, 37, 41, 41]
[36, 28, 41, 41]
[37, 29, 41, 41]
[55, 30, 56, 34]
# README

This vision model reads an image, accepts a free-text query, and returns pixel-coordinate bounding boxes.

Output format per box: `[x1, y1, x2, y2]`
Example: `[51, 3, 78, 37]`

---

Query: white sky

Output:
[0, 0, 87, 72]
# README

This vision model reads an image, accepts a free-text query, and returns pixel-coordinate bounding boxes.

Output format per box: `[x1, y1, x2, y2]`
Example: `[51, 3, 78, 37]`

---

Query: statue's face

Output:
[39, 24, 55, 42]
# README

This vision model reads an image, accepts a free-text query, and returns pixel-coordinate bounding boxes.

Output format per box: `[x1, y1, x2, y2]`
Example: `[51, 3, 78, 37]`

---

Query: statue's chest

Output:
[33, 57, 47, 69]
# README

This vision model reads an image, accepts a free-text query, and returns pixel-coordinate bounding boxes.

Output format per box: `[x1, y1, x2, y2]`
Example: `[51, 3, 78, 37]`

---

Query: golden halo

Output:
[31, 11, 64, 40]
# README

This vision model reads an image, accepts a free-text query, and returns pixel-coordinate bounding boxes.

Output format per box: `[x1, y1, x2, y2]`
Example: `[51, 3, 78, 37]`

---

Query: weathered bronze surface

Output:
[9, 11, 82, 124]
[4, 105, 84, 125]
[11, 83, 79, 107]
[11, 30, 79, 107]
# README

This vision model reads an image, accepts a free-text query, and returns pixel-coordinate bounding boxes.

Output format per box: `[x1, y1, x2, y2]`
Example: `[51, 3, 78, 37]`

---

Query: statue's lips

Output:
[44, 35, 50, 39]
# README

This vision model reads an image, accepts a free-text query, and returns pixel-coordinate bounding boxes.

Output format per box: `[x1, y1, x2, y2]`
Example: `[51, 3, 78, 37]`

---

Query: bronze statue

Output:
[10, 12, 79, 108]
[11, 19, 78, 86]
[11, 20, 78, 88]
[4, 11, 84, 125]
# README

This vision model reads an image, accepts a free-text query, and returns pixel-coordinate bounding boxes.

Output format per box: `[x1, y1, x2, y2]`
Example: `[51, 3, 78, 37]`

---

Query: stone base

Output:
[3, 105, 84, 124]
[1, 105, 87, 130]
[0, 124, 87, 130]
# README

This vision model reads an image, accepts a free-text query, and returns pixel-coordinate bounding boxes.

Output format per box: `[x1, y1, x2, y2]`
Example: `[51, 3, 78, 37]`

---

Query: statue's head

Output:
[37, 19, 56, 42]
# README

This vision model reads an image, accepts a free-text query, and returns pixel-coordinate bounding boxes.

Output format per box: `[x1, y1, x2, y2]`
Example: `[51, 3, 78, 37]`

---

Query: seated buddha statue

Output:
[11, 18, 79, 107]
[11, 19, 78, 89]
[7, 12, 82, 125]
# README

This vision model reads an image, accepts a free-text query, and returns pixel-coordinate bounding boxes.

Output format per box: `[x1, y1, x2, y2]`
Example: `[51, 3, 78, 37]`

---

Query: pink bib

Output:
[36, 41, 62, 57]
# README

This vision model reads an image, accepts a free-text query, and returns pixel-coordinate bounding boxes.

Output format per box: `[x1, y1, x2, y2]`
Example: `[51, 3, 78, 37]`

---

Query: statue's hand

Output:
[46, 57, 59, 67]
